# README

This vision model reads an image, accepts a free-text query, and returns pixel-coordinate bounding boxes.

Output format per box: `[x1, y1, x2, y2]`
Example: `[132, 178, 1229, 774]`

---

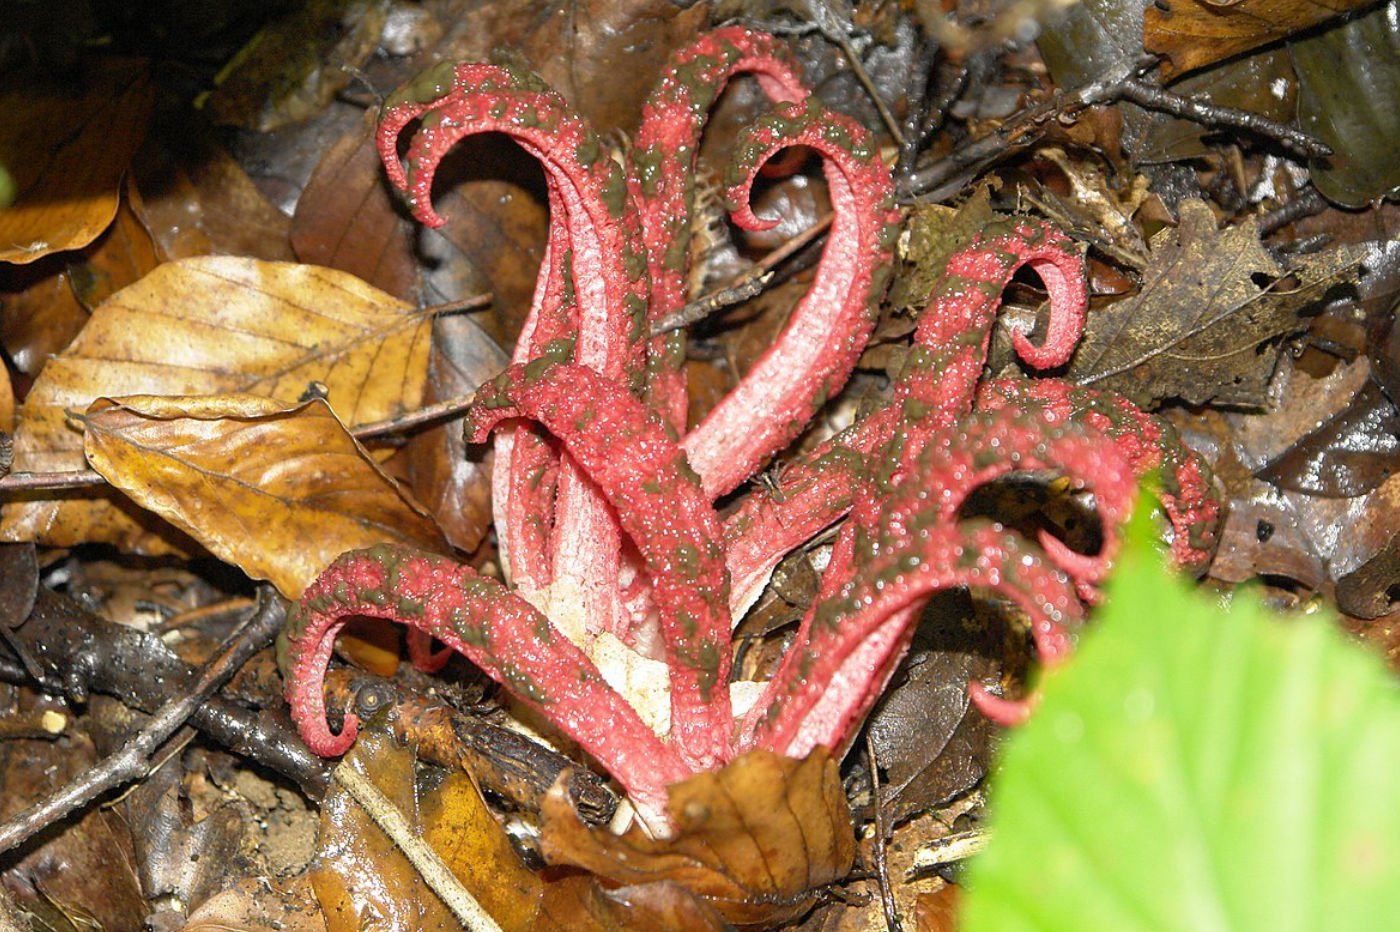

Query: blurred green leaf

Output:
[962, 500, 1400, 930]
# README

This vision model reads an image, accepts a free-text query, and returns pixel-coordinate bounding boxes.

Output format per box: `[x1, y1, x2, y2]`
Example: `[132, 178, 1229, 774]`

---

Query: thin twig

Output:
[334, 760, 504, 932]
[422, 293, 493, 318]
[865, 730, 904, 932]
[0, 588, 286, 854]
[795, 0, 907, 148]
[832, 32, 907, 149]
[1258, 186, 1329, 236]
[1114, 78, 1332, 159]
[910, 829, 989, 873]
[0, 470, 108, 491]
[651, 212, 835, 335]
[906, 64, 1332, 200]
[351, 389, 482, 440]
[0, 386, 489, 494]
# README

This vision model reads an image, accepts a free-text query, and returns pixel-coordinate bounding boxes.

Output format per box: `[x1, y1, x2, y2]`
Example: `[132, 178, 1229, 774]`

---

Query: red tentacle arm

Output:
[630, 26, 808, 427]
[681, 98, 902, 499]
[378, 61, 652, 643]
[742, 522, 1083, 757]
[283, 545, 690, 823]
[899, 220, 1087, 431]
[978, 378, 1223, 569]
[467, 362, 735, 772]
[740, 410, 1135, 756]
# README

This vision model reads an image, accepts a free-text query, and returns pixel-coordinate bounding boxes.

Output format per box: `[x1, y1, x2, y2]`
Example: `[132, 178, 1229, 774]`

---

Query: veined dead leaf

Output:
[81, 394, 445, 599]
[540, 749, 854, 928]
[0, 58, 154, 263]
[0, 258, 432, 555]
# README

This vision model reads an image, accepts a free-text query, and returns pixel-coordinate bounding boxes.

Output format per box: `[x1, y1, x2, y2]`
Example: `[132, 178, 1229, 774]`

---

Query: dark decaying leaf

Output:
[1291, 1, 1400, 208]
[131, 126, 296, 263]
[1256, 378, 1400, 497]
[1362, 239, 1400, 400]
[864, 595, 997, 822]
[1067, 199, 1365, 407]
[290, 114, 423, 303]
[206, 0, 390, 132]
[1037, 0, 1143, 88]
[1207, 354, 1400, 619]
[541, 749, 855, 928]
[0, 543, 38, 629]
[0, 726, 146, 928]
[403, 315, 508, 553]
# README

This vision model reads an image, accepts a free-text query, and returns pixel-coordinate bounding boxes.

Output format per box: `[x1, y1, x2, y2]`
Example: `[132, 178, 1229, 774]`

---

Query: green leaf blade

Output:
[963, 506, 1400, 931]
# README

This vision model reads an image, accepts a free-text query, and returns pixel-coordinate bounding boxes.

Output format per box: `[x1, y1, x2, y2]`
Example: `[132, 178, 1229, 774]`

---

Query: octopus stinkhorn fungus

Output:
[283, 28, 1222, 833]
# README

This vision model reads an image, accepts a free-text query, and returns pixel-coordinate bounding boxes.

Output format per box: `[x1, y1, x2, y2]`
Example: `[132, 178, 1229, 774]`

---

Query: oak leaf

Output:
[1066, 199, 1365, 408]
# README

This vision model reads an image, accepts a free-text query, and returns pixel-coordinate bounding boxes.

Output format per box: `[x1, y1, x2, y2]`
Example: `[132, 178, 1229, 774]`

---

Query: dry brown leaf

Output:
[131, 129, 295, 262]
[1, 185, 161, 378]
[541, 748, 854, 928]
[81, 394, 445, 598]
[0, 257, 431, 554]
[1144, 0, 1373, 78]
[538, 875, 728, 930]
[0, 358, 12, 436]
[1066, 199, 1366, 408]
[310, 729, 543, 932]
[0, 58, 154, 262]
[290, 114, 421, 302]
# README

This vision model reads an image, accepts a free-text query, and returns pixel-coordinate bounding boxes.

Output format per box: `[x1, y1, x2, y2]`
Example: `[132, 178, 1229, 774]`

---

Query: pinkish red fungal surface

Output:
[284, 28, 1224, 832]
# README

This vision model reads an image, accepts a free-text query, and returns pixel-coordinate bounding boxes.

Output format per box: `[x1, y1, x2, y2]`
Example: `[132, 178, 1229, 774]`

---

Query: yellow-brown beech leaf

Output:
[540, 748, 855, 928]
[0, 258, 431, 555]
[310, 728, 543, 932]
[1144, 0, 1372, 78]
[0, 58, 154, 263]
[81, 394, 445, 599]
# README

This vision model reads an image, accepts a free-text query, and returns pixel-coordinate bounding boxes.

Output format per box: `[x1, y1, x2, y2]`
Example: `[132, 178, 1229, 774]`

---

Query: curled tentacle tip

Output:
[968, 680, 1037, 727]
[304, 714, 360, 757]
[1037, 531, 1110, 586]
[1010, 329, 1075, 371]
[723, 193, 779, 234]
[408, 630, 453, 673]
